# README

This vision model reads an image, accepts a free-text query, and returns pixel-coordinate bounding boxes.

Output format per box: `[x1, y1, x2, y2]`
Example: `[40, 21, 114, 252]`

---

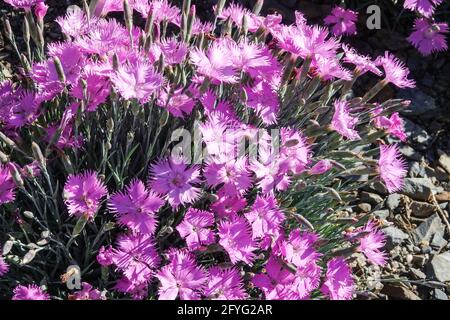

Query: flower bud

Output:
[253, 0, 264, 15]
[123, 0, 133, 32]
[31, 142, 46, 168]
[52, 57, 66, 83]
[0, 131, 16, 148]
[309, 160, 333, 175]
[0, 150, 9, 163]
[8, 163, 24, 187]
[215, 0, 227, 16]
[34, 1, 49, 22]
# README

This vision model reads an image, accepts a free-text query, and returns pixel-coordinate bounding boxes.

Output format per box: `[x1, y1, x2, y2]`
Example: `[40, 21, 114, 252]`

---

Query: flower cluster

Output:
[0, 0, 416, 301]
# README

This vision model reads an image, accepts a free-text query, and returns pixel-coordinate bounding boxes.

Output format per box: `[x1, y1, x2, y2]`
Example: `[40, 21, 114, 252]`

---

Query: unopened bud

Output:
[22, 18, 30, 43]
[252, 0, 264, 15]
[0, 150, 9, 163]
[159, 109, 170, 126]
[123, 0, 133, 32]
[52, 57, 66, 83]
[31, 142, 46, 167]
[23, 211, 35, 219]
[0, 131, 16, 148]
[215, 0, 227, 16]
[8, 163, 24, 187]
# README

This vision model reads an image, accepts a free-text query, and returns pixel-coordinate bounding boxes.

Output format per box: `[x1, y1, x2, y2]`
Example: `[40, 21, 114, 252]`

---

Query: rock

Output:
[435, 192, 450, 202]
[427, 252, 450, 282]
[399, 144, 421, 161]
[386, 194, 402, 211]
[397, 89, 438, 117]
[410, 201, 436, 218]
[438, 152, 450, 174]
[356, 203, 372, 213]
[360, 192, 383, 206]
[381, 283, 421, 300]
[364, 181, 389, 196]
[430, 229, 448, 250]
[403, 119, 432, 150]
[401, 178, 439, 201]
[412, 215, 446, 245]
[384, 226, 409, 247]
[434, 167, 449, 181]
[373, 209, 390, 219]
[409, 268, 426, 280]
[409, 162, 428, 178]
[433, 289, 448, 300]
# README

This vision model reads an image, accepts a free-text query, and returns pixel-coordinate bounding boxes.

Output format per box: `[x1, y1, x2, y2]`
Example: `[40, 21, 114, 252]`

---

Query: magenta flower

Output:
[109, 179, 164, 235]
[204, 156, 252, 197]
[47, 42, 85, 86]
[156, 249, 207, 300]
[176, 208, 215, 250]
[112, 233, 160, 284]
[6, 90, 39, 129]
[211, 189, 247, 219]
[63, 171, 108, 219]
[218, 215, 257, 265]
[3, 0, 41, 10]
[114, 276, 148, 300]
[324, 7, 358, 36]
[244, 195, 284, 248]
[190, 40, 237, 84]
[309, 160, 333, 175]
[278, 231, 321, 269]
[349, 221, 387, 266]
[143, 0, 180, 24]
[252, 255, 299, 300]
[75, 19, 131, 55]
[408, 18, 448, 56]
[203, 267, 248, 300]
[321, 257, 354, 300]
[378, 144, 408, 193]
[404, 0, 443, 18]
[0, 256, 9, 277]
[157, 38, 188, 66]
[71, 72, 111, 112]
[342, 44, 382, 76]
[97, 245, 114, 266]
[148, 156, 201, 209]
[0, 164, 16, 205]
[313, 56, 352, 81]
[112, 57, 163, 104]
[280, 128, 311, 175]
[56, 6, 98, 38]
[245, 78, 280, 125]
[228, 41, 273, 77]
[12, 284, 50, 300]
[72, 282, 106, 300]
[372, 108, 407, 142]
[331, 99, 360, 140]
[157, 87, 194, 118]
[376, 52, 415, 88]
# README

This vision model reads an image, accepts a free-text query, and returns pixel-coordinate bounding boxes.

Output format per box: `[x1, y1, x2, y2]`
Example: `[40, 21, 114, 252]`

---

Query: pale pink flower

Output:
[378, 144, 408, 193]
[218, 215, 257, 265]
[404, 0, 443, 18]
[309, 159, 333, 175]
[111, 57, 163, 103]
[157, 87, 194, 118]
[321, 257, 354, 300]
[203, 267, 248, 300]
[376, 52, 415, 88]
[342, 44, 382, 76]
[331, 100, 360, 140]
[56, 6, 98, 38]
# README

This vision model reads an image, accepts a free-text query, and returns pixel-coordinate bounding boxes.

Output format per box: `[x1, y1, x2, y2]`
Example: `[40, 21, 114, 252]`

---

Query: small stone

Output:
[412, 254, 427, 267]
[433, 289, 448, 300]
[403, 119, 432, 150]
[360, 192, 383, 206]
[386, 194, 402, 211]
[399, 144, 422, 161]
[409, 267, 426, 280]
[438, 152, 450, 173]
[409, 162, 428, 178]
[435, 192, 450, 202]
[412, 214, 446, 245]
[381, 283, 421, 300]
[402, 178, 439, 201]
[434, 167, 449, 181]
[427, 252, 450, 282]
[383, 226, 409, 248]
[373, 209, 390, 219]
[357, 203, 372, 213]
[410, 201, 436, 218]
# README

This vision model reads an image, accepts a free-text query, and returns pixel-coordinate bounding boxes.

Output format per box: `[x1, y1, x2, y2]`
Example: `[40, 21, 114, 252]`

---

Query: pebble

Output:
[427, 252, 450, 282]
[386, 194, 402, 211]
[410, 201, 436, 218]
